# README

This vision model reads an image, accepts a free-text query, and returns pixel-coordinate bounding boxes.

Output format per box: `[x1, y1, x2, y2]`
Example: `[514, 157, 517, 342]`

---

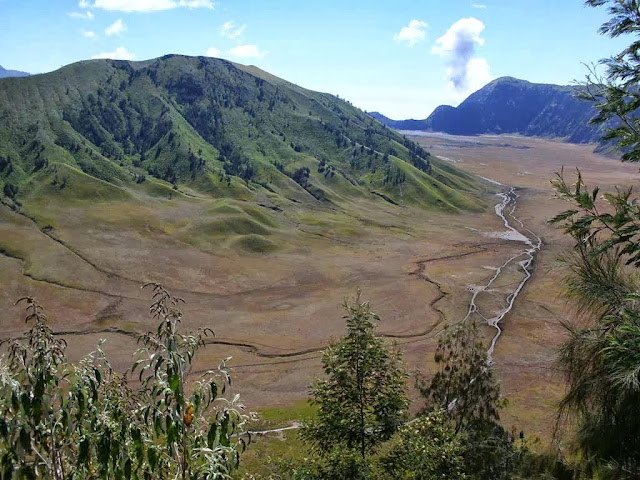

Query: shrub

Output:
[0, 285, 249, 479]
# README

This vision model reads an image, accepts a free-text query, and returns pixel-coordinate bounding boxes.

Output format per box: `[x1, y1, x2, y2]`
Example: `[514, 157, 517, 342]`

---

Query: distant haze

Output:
[0, 65, 30, 79]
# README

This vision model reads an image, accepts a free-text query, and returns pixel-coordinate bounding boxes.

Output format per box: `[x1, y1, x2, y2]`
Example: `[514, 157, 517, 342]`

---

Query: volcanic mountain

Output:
[371, 77, 605, 144]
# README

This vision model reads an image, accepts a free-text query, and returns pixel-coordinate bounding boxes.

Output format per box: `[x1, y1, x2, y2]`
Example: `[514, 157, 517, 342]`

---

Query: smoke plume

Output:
[431, 17, 491, 92]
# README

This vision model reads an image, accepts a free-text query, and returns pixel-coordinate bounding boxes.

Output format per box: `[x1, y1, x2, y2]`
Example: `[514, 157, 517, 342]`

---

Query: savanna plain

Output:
[1, 130, 636, 462]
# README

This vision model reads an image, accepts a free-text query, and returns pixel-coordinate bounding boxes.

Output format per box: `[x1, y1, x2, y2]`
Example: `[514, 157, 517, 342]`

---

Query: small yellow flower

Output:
[184, 402, 194, 427]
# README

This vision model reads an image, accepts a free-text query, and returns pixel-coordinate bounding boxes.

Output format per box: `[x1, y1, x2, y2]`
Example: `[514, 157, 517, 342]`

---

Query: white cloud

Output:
[82, 29, 96, 38]
[472, 3, 487, 8]
[91, 46, 136, 60]
[105, 18, 126, 36]
[83, 0, 213, 12]
[394, 19, 428, 47]
[179, 0, 213, 7]
[229, 44, 267, 59]
[205, 46, 221, 57]
[431, 17, 492, 93]
[220, 21, 246, 39]
[68, 10, 94, 19]
[92, 0, 175, 11]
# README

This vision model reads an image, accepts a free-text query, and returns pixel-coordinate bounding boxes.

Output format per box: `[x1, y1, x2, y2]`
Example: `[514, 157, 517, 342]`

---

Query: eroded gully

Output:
[464, 181, 542, 362]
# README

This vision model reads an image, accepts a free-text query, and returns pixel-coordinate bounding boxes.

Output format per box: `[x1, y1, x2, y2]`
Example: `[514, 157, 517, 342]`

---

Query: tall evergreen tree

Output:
[550, 172, 640, 477]
[547, 2, 640, 476]
[417, 321, 503, 434]
[301, 291, 408, 461]
[416, 321, 523, 480]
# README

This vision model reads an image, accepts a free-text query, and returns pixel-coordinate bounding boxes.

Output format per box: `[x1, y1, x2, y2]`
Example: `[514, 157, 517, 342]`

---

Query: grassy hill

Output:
[0, 55, 487, 218]
[0, 54, 494, 295]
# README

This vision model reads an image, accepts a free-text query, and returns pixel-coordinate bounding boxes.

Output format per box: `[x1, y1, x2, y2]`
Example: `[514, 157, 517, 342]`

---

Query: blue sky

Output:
[0, 0, 629, 118]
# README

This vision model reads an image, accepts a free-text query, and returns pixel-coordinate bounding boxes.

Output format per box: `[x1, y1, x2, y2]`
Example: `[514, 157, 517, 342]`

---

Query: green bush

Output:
[0, 284, 249, 480]
[377, 410, 467, 480]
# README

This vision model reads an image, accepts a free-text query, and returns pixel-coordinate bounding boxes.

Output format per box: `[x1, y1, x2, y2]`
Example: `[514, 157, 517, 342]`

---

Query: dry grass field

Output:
[406, 132, 640, 441]
[1, 132, 637, 445]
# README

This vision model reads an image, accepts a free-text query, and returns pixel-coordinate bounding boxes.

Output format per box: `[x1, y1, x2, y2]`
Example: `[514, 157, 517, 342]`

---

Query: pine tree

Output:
[417, 321, 503, 433]
[301, 291, 408, 461]
[545, 2, 640, 476]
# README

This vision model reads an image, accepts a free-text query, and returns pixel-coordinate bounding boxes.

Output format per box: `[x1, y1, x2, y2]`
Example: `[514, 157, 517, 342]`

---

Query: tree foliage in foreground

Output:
[543, 1, 640, 478]
[301, 291, 408, 462]
[550, 172, 640, 478]
[417, 321, 525, 480]
[294, 293, 476, 480]
[0, 284, 249, 480]
[579, 0, 640, 162]
[377, 410, 467, 480]
[246, 296, 533, 480]
[417, 321, 503, 433]
[289, 411, 473, 480]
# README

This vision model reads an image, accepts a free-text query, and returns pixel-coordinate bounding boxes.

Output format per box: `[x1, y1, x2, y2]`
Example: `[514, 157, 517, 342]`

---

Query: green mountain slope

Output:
[0, 55, 486, 214]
